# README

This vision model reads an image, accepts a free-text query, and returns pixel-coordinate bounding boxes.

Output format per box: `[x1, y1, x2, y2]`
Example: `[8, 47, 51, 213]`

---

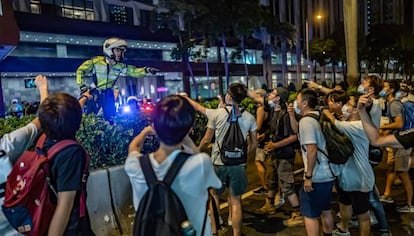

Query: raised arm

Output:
[306, 80, 333, 94]
[358, 93, 403, 148]
[246, 89, 265, 106]
[128, 126, 156, 154]
[183, 96, 207, 115]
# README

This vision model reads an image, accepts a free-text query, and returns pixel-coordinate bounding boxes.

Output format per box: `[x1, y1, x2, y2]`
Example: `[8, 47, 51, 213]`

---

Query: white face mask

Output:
[341, 104, 351, 120]
[294, 100, 301, 115]
[358, 84, 366, 94]
[268, 100, 276, 108]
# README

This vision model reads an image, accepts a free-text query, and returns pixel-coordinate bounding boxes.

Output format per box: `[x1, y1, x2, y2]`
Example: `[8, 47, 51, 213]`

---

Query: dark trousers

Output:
[96, 89, 116, 121]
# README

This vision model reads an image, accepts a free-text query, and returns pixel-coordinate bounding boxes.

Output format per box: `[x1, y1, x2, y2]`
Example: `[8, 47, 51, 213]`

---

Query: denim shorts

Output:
[299, 180, 334, 218]
[214, 165, 247, 196]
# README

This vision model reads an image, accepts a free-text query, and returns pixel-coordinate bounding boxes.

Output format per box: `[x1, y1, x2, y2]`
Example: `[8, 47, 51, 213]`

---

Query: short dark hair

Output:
[227, 83, 247, 104]
[299, 88, 318, 109]
[385, 79, 400, 96]
[327, 90, 349, 105]
[365, 75, 383, 95]
[151, 95, 195, 146]
[38, 93, 82, 140]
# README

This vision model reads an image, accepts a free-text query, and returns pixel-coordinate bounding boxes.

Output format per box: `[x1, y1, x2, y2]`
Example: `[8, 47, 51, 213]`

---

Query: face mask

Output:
[379, 89, 387, 98]
[357, 85, 366, 94]
[341, 105, 351, 120]
[294, 100, 301, 115]
[395, 90, 402, 100]
[268, 100, 276, 108]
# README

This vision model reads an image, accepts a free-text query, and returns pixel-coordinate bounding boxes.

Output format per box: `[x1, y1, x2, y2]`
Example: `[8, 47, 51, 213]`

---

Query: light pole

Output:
[305, 14, 322, 81]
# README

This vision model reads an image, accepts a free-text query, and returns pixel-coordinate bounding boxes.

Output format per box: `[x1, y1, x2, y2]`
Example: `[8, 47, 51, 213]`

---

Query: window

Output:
[30, 0, 94, 20]
[109, 5, 133, 25]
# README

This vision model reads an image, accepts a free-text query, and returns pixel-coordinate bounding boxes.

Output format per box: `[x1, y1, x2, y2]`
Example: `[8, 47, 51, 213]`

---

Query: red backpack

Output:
[1, 134, 89, 236]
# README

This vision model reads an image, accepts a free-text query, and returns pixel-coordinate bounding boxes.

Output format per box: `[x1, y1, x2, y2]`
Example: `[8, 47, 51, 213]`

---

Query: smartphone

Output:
[24, 78, 36, 88]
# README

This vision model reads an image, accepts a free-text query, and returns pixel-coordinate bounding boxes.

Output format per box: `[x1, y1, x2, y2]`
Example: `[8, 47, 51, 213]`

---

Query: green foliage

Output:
[287, 92, 298, 104]
[76, 113, 157, 169]
[0, 115, 36, 138]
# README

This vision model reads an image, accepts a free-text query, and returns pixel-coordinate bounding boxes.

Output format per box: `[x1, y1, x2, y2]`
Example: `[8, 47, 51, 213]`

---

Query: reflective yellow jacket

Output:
[76, 56, 147, 89]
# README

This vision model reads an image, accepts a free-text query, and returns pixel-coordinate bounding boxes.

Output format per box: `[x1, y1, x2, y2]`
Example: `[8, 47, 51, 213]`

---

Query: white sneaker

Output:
[333, 228, 351, 236]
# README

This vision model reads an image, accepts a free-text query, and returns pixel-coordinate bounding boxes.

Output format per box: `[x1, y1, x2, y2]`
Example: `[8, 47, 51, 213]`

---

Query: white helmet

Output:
[103, 37, 128, 58]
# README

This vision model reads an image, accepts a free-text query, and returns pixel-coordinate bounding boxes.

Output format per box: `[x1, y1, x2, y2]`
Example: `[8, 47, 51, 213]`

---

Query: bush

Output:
[76, 113, 158, 169]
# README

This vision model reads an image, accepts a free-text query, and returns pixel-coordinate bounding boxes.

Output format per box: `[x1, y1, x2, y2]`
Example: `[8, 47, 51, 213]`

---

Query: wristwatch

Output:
[305, 174, 313, 180]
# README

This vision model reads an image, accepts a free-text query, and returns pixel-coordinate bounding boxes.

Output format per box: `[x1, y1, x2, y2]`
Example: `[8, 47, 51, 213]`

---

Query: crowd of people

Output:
[2, 36, 414, 236]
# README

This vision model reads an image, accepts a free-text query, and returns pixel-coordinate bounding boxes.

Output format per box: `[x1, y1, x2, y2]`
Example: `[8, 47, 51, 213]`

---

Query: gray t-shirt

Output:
[334, 120, 375, 192]
[299, 111, 336, 183]
[207, 106, 257, 165]
[388, 99, 404, 133]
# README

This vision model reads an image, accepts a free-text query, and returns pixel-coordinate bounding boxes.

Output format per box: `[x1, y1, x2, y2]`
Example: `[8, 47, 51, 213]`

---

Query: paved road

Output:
[216, 152, 411, 235]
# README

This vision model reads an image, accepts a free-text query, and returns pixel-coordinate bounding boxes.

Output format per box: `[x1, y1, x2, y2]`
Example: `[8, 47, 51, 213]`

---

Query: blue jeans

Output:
[369, 188, 389, 231]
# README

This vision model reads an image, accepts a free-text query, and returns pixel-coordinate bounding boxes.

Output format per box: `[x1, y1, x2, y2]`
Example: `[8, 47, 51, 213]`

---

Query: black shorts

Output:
[337, 186, 370, 215]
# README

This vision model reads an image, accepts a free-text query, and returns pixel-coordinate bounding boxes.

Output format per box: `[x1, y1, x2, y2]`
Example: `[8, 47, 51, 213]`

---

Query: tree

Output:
[343, 0, 359, 87]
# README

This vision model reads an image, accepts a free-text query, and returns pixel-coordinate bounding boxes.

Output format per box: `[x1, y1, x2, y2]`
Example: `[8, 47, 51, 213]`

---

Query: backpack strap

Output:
[140, 152, 190, 186]
[139, 154, 158, 186]
[301, 113, 337, 177]
[163, 152, 191, 186]
[35, 134, 90, 217]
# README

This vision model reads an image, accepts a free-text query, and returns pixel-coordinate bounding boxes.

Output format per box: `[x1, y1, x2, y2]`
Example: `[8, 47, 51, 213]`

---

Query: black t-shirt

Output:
[44, 138, 86, 234]
[395, 129, 414, 149]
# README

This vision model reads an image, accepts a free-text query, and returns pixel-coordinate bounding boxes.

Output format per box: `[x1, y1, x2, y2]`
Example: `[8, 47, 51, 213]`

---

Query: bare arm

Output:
[264, 134, 297, 153]
[306, 81, 333, 94]
[198, 128, 214, 153]
[246, 89, 265, 106]
[248, 130, 258, 156]
[305, 143, 318, 176]
[128, 126, 156, 154]
[380, 115, 403, 130]
[30, 75, 50, 130]
[183, 96, 207, 115]
[48, 191, 76, 236]
[34, 74, 49, 103]
[358, 94, 403, 148]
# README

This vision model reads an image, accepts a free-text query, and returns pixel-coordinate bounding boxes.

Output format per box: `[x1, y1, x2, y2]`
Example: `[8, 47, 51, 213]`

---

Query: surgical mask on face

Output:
[268, 100, 276, 108]
[395, 90, 403, 100]
[379, 89, 387, 98]
[357, 84, 366, 94]
[294, 100, 301, 115]
[341, 104, 351, 120]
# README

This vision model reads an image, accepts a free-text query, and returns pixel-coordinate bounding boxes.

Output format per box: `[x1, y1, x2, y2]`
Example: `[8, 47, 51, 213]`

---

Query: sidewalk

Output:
[217, 154, 412, 235]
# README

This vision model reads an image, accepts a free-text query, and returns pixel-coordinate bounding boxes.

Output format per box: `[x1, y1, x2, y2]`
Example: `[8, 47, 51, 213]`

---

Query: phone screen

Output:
[24, 79, 36, 88]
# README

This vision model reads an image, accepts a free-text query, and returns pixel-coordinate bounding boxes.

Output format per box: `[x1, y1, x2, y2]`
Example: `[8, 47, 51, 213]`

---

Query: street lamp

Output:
[305, 14, 322, 80]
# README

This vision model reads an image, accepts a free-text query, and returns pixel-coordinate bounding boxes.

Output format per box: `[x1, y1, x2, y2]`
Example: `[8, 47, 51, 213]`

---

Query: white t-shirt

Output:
[124, 150, 222, 236]
[206, 106, 257, 165]
[298, 112, 336, 183]
[334, 120, 375, 192]
[370, 99, 382, 129]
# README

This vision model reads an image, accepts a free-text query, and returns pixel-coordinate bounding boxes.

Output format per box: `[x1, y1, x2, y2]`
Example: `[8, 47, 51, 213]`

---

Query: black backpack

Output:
[217, 107, 247, 165]
[133, 152, 193, 236]
[304, 113, 354, 164]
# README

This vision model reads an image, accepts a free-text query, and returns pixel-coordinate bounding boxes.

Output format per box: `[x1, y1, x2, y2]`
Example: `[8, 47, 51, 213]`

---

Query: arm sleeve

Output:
[126, 65, 147, 78]
[395, 131, 414, 149]
[0, 123, 38, 165]
[76, 59, 94, 85]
